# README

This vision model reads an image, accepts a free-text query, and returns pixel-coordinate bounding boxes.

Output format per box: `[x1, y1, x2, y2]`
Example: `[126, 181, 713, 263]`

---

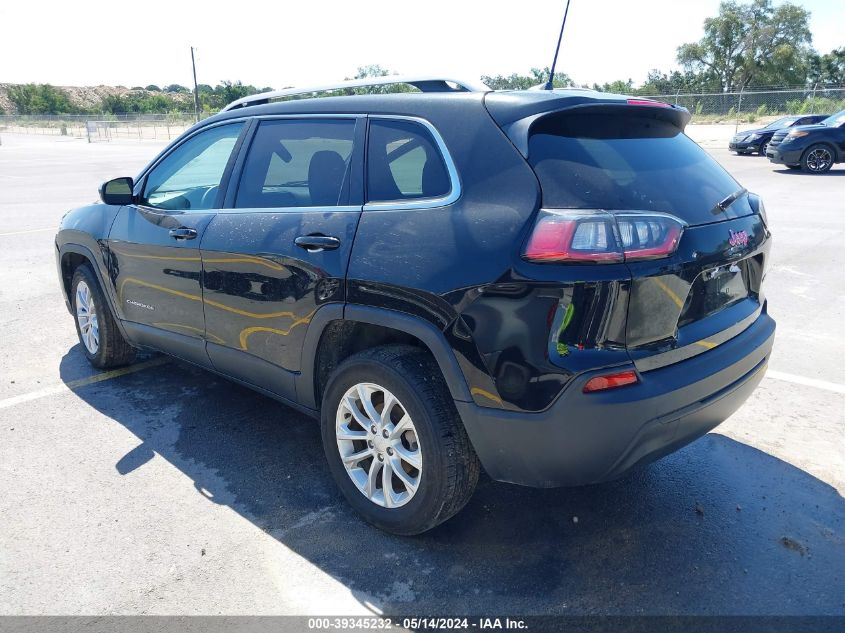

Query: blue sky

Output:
[2, 0, 842, 89]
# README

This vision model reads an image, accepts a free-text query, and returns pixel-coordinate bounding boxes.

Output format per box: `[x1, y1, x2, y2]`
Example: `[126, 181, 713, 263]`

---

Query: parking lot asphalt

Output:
[0, 133, 843, 616]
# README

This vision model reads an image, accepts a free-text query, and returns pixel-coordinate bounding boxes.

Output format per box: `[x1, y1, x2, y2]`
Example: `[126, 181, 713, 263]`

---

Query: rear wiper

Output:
[712, 188, 747, 215]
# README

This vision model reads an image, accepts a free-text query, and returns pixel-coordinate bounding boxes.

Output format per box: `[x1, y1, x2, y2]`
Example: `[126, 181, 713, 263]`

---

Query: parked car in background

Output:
[766, 109, 845, 173]
[729, 114, 828, 156]
[55, 77, 775, 534]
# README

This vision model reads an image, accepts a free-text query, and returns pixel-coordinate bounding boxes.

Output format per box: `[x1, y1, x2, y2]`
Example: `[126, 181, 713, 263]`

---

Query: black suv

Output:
[729, 114, 827, 155]
[766, 108, 845, 172]
[56, 77, 775, 534]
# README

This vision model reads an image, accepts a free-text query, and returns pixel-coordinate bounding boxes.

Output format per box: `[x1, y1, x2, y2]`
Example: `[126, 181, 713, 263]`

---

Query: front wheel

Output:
[801, 144, 834, 173]
[321, 345, 479, 535]
[71, 265, 136, 368]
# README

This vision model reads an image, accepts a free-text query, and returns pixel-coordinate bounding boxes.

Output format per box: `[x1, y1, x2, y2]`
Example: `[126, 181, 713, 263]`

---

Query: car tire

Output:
[71, 264, 136, 369]
[320, 345, 480, 535]
[759, 142, 768, 156]
[801, 144, 835, 173]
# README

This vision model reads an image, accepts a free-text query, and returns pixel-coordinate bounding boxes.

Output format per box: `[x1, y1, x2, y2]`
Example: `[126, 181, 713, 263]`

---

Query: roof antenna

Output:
[544, 0, 572, 90]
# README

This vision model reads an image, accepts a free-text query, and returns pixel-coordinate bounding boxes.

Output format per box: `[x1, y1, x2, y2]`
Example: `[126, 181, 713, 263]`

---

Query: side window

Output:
[366, 119, 450, 203]
[235, 119, 355, 208]
[142, 122, 243, 211]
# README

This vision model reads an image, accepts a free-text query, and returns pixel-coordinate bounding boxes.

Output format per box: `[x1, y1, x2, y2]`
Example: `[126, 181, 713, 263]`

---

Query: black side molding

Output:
[295, 303, 473, 410]
[58, 242, 132, 342]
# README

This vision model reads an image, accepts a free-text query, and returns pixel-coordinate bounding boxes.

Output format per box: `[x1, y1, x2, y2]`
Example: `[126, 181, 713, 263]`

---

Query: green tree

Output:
[592, 79, 634, 94]
[145, 84, 161, 92]
[481, 68, 572, 90]
[352, 64, 391, 79]
[339, 65, 412, 95]
[218, 80, 258, 104]
[194, 81, 265, 111]
[163, 84, 189, 93]
[807, 47, 845, 86]
[8, 84, 79, 114]
[100, 94, 129, 114]
[677, 0, 812, 92]
[638, 69, 717, 94]
[99, 92, 185, 114]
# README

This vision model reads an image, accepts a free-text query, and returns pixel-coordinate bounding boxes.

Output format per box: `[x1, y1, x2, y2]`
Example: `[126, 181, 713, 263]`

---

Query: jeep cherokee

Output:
[56, 76, 775, 535]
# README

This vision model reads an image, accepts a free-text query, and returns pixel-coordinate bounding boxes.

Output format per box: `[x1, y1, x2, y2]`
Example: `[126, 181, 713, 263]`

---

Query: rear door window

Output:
[528, 112, 749, 225]
[235, 119, 356, 208]
[366, 119, 450, 203]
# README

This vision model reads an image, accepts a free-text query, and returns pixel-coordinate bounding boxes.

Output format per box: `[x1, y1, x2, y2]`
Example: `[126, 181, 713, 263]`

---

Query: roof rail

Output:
[222, 75, 490, 111]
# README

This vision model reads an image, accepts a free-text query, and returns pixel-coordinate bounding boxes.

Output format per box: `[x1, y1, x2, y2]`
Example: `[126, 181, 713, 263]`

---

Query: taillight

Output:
[524, 210, 622, 263]
[583, 370, 639, 393]
[523, 209, 685, 264]
[626, 98, 672, 108]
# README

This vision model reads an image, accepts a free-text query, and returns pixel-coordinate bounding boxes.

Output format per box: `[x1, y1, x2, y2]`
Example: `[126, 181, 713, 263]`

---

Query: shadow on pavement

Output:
[60, 349, 845, 616]
[771, 167, 845, 176]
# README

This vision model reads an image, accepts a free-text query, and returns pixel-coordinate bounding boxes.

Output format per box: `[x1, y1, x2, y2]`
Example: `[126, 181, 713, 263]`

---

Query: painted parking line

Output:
[0, 357, 170, 411]
[0, 227, 54, 237]
[766, 370, 845, 395]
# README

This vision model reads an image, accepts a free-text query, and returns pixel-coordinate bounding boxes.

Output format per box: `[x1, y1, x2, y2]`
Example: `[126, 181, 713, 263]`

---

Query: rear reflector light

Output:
[627, 98, 672, 108]
[523, 209, 685, 264]
[583, 370, 639, 393]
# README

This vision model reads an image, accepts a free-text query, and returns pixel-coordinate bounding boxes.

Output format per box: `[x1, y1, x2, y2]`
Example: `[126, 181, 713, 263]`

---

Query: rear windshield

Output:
[765, 116, 797, 129]
[528, 112, 747, 225]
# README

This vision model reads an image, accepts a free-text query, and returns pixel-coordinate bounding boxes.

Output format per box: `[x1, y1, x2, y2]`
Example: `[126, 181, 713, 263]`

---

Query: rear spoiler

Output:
[487, 98, 691, 159]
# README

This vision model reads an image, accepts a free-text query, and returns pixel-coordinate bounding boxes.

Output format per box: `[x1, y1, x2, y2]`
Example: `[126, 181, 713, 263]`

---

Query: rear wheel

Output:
[759, 142, 769, 156]
[801, 144, 834, 173]
[321, 345, 479, 535]
[71, 265, 136, 369]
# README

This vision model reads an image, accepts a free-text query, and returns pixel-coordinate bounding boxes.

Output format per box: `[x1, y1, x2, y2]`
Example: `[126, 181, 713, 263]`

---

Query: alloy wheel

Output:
[75, 280, 100, 354]
[806, 148, 832, 172]
[336, 382, 422, 508]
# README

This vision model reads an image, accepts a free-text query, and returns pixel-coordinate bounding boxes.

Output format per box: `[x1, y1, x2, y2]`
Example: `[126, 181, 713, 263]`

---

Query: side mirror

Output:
[99, 177, 135, 205]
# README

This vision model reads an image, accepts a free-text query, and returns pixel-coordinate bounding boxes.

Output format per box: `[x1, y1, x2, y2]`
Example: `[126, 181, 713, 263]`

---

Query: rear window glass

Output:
[367, 119, 450, 203]
[528, 113, 743, 224]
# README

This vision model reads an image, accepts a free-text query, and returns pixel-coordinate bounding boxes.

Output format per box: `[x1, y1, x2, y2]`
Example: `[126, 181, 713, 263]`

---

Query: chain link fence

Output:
[1, 87, 844, 142]
[0, 113, 197, 141]
[641, 87, 845, 124]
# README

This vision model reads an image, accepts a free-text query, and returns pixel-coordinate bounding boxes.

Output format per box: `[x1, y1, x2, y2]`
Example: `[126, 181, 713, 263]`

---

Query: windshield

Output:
[821, 109, 845, 127]
[528, 111, 749, 226]
[765, 116, 797, 129]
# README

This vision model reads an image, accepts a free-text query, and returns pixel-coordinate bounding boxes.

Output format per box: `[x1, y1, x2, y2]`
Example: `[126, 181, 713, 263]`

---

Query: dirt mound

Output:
[0, 83, 193, 114]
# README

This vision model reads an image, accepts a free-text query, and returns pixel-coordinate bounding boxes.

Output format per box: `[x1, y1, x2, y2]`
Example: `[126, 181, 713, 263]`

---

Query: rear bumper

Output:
[457, 311, 775, 488]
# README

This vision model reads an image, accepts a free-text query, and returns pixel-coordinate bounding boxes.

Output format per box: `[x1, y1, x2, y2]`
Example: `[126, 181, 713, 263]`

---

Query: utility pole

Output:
[191, 46, 200, 122]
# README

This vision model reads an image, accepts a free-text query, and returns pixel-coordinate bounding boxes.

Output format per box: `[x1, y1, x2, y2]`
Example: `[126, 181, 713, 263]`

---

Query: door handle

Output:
[295, 235, 341, 252]
[169, 227, 198, 240]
